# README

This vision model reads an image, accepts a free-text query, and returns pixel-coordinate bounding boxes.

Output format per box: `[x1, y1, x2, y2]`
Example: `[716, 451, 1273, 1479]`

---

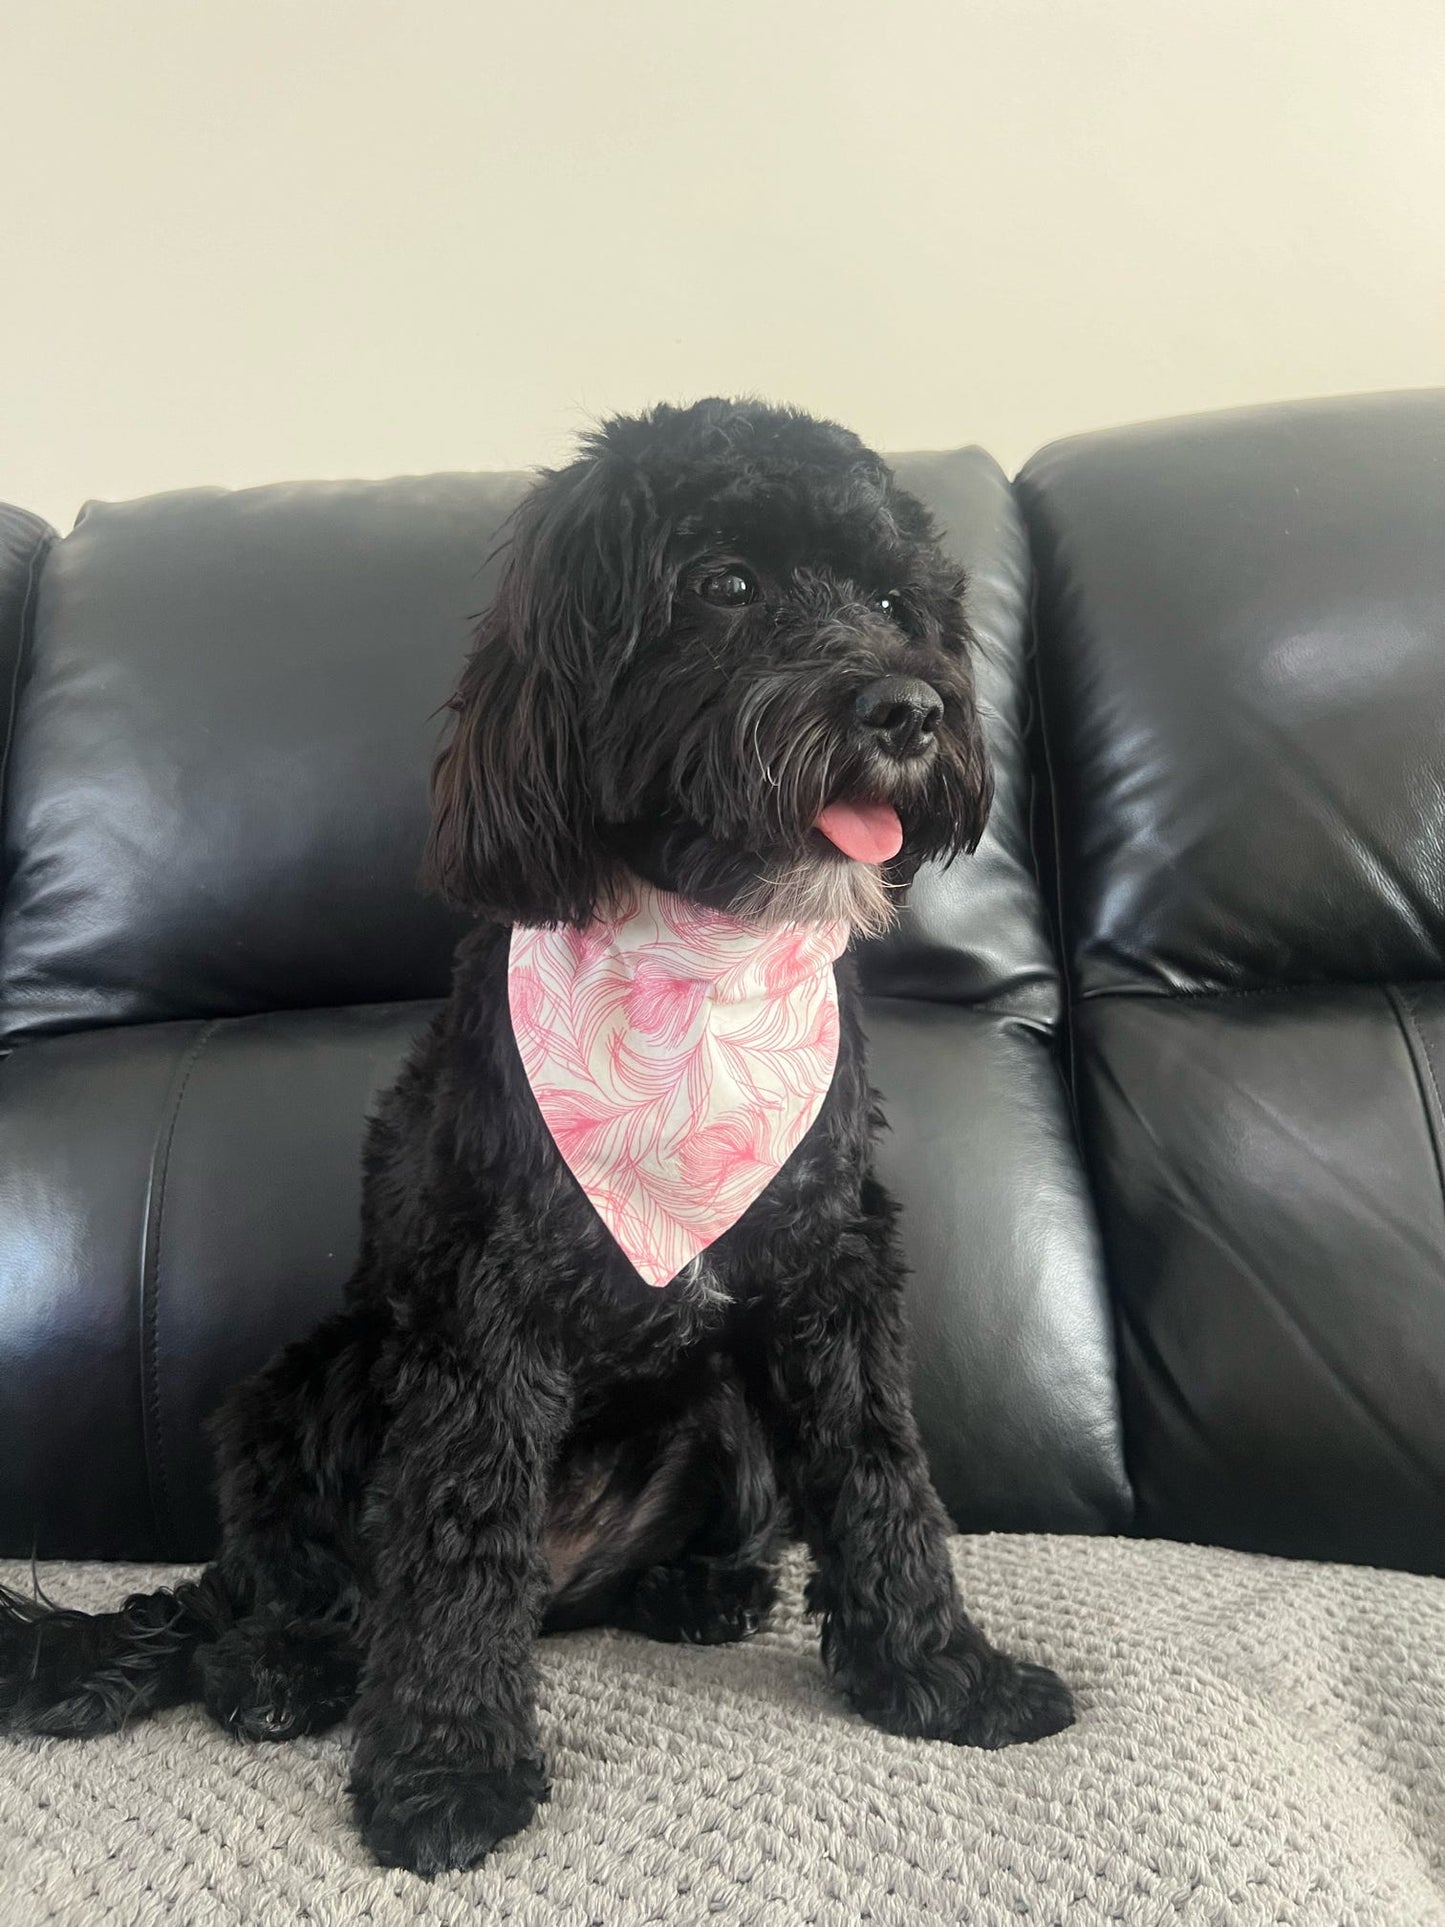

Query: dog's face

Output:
[428, 399, 993, 933]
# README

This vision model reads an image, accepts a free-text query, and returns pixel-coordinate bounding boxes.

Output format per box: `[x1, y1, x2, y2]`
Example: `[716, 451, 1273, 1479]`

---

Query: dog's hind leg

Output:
[197, 1304, 387, 1742]
[195, 1607, 359, 1741]
[600, 1375, 784, 1648]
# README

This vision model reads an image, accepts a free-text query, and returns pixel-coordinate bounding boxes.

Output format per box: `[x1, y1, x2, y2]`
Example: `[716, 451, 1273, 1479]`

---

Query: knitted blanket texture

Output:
[2, 1534, 1442, 1926]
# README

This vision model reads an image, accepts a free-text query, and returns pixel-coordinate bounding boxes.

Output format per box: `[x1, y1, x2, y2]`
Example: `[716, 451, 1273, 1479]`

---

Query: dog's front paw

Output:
[617, 1556, 777, 1646]
[350, 1754, 549, 1875]
[843, 1634, 1075, 1750]
[936, 1649, 1076, 1748]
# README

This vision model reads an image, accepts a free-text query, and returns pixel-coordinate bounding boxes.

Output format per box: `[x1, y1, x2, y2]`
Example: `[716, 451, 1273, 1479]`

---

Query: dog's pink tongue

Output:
[813, 800, 904, 864]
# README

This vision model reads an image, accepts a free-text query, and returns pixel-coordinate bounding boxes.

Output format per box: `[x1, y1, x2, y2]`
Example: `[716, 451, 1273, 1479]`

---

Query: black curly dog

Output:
[0, 399, 1074, 1875]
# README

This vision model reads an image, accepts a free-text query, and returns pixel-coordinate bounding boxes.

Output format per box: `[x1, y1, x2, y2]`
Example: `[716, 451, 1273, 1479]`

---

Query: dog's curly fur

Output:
[0, 398, 1073, 1876]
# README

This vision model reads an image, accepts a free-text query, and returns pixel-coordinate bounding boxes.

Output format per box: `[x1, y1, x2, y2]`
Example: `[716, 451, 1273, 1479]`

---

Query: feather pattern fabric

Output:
[508, 879, 848, 1286]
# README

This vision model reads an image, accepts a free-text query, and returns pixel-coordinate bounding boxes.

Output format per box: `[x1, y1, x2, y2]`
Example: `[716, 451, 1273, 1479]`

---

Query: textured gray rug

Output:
[1, 1534, 1442, 1926]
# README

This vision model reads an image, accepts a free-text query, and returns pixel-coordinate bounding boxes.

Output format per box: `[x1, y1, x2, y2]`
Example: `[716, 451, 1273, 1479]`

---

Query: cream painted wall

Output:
[4, 0, 1443, 532]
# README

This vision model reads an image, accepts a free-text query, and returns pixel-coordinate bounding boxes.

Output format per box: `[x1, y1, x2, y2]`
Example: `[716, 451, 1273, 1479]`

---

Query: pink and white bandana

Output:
[508, 878, 849, 1287]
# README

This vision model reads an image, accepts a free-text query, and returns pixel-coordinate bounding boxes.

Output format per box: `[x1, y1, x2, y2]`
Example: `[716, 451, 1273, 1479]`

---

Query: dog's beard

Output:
[602, 828, 902, 937]
[735, 854, 901, 938]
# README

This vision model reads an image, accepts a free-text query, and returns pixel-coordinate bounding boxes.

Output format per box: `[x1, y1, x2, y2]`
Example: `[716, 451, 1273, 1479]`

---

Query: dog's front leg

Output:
[349, 1319, 570, 1875]
[764, 1185, 1075, 1750]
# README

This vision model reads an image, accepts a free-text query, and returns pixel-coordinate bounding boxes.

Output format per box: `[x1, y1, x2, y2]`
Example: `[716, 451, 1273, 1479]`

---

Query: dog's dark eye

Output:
[874, 589, 903, 621]
[697, 568, 759, 608]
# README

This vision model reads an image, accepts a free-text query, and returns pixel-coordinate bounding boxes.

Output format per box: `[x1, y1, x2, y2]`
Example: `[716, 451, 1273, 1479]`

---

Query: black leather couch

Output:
[3, 390, 1442, 1580]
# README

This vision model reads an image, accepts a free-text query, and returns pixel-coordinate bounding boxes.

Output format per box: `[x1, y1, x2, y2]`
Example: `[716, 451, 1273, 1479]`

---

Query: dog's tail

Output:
[0, 1567, 234, 1738]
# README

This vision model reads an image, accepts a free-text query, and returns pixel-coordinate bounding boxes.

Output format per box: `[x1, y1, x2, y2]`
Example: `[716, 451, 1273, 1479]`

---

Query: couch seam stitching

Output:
[1079, 974, 1445, 1007]
[140, 1020, 220, 1552]
[1385, 985, 1445, 1229]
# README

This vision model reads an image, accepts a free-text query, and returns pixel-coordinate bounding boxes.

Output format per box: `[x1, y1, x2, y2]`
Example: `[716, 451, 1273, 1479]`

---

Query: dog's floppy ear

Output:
[425, 453, 660, 926]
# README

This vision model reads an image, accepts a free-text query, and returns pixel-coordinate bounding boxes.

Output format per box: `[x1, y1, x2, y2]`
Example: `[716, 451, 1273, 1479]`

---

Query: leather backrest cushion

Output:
[0, 453, 1056, 1041]
[1018, 390, 1445, 996]
[0, 476, 511, 1040]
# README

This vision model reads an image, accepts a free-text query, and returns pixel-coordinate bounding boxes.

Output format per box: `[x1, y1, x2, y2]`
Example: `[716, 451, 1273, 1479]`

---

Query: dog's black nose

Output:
[855, 676, 944, 756]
